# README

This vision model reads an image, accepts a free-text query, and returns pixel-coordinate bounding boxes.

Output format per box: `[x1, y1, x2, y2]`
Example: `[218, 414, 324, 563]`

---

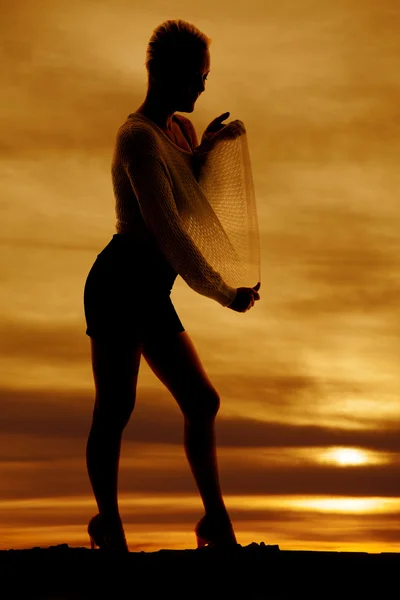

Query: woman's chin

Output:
[176, 98, 196, 112]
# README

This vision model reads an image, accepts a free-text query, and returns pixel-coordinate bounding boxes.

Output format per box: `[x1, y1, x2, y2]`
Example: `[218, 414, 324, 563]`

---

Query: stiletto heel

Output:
[196, 533, 207, 548]
[87, 514, 129, 553]
[195, 515, 237, 548]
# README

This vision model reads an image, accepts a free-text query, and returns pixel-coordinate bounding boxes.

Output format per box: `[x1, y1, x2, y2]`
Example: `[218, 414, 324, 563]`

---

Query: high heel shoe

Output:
[88, 514, 129, 553]
[195, 514, 238, 549]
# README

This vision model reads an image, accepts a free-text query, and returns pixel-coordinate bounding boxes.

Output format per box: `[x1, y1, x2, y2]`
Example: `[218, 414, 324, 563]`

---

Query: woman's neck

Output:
[135, 92, 176, 132]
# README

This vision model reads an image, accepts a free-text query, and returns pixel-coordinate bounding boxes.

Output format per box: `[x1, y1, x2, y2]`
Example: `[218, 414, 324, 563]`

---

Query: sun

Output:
[322, 447, 369, 466]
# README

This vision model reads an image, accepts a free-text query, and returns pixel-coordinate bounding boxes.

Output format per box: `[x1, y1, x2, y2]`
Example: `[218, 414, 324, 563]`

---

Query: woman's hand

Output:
[201, 112, 230, 143]
[227, 282, 261, 313]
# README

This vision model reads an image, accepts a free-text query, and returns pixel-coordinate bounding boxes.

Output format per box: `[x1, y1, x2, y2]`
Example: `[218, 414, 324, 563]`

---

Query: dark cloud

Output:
[2, 316, 388, 432]
[0, 386, 182, 443]
[2, 384, 400, 502]
[0, 318, 327, 428]
[2, 446, 400, 500]
[2, 386, 400, 453]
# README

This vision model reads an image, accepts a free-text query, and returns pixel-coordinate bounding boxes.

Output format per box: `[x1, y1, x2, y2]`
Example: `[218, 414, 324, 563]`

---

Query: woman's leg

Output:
[86, 336, 142, 524]
[141, 330, 230, 521]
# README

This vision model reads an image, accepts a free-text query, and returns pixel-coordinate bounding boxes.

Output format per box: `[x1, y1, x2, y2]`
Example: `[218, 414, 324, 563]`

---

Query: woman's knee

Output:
[180, 386, 220, 421]
[93, 392, 136, 429]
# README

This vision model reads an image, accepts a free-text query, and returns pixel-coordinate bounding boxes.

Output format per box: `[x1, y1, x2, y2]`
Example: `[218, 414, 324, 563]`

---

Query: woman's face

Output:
[176, 49, 211, 111]
[155, 48, 211, 112]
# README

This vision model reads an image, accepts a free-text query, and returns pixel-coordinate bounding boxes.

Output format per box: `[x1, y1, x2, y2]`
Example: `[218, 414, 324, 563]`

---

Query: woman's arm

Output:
[117, 128, 236, 307]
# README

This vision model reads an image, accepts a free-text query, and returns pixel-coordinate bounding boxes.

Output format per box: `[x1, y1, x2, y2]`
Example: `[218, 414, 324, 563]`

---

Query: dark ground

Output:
[1, 543, 398, 599]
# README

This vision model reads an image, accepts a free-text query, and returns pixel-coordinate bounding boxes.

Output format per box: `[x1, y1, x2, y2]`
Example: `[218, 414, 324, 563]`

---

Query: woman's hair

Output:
[145, 19, 211, 83]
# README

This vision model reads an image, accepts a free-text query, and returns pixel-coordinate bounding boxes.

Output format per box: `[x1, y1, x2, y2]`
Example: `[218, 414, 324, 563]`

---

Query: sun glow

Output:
[318, 447, 384, 467]
[292, 497, 394, 513]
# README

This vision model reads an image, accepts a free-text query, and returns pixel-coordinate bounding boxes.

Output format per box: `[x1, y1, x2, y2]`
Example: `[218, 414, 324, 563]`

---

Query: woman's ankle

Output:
[205, 507, 231, 522]
[100, 510, 123, 526]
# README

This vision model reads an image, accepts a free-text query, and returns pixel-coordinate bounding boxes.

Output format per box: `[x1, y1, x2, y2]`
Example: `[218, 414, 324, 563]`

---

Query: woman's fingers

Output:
[207, 112, 230, 132]
[252, 283, 261, 301]
[213, 112, 230, 124]
[218, 112, 230, 121]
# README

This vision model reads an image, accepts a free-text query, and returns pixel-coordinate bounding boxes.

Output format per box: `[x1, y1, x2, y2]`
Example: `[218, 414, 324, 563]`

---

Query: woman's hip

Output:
[84, 234, 178, 299]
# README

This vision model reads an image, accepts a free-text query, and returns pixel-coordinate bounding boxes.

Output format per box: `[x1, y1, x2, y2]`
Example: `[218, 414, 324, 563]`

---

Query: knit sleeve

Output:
[118, 129, 237, 307]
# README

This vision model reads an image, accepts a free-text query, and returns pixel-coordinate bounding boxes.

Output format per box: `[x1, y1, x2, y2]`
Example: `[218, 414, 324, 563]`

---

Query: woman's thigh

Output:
[89, 337, 143, 419]
[141, 330, 220, 419]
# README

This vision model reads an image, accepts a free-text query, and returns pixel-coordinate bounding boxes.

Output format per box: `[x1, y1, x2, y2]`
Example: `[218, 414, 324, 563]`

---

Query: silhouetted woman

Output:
[83, 19, 260, 553]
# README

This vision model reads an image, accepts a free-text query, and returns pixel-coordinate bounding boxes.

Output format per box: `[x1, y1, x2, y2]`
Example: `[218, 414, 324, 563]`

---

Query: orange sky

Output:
[1, 0, 400, 552]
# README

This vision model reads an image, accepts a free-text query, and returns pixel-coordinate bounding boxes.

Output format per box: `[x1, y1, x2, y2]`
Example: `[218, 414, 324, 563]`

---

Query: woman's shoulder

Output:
[116, 116, 160, 156]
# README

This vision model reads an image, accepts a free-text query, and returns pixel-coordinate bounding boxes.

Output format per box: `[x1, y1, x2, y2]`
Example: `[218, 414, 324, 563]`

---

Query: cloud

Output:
[0, 319, 89, 364]
[2, 386, 400, 452]
[1, 0, 400, 551]
[1, 445, 400, 500]
[1, 0, 145, 157]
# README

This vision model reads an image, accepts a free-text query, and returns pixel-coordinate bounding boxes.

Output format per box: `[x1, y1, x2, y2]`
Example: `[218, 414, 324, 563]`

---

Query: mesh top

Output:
[111, 112, 261, 307]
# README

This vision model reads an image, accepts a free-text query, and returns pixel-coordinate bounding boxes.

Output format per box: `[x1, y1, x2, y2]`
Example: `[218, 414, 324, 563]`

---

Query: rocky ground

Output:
[1, 542, 398, 599]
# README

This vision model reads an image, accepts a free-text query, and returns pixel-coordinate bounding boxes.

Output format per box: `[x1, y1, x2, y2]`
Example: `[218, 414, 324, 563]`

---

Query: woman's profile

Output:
[83, 19, 261, 553]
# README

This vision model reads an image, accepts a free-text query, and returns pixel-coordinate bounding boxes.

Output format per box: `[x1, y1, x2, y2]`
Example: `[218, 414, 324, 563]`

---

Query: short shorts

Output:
[83, 234, 185, 342]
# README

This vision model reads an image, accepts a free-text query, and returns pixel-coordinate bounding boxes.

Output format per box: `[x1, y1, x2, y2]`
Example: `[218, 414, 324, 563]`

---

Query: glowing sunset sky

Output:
[1, 0, 399, 552]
